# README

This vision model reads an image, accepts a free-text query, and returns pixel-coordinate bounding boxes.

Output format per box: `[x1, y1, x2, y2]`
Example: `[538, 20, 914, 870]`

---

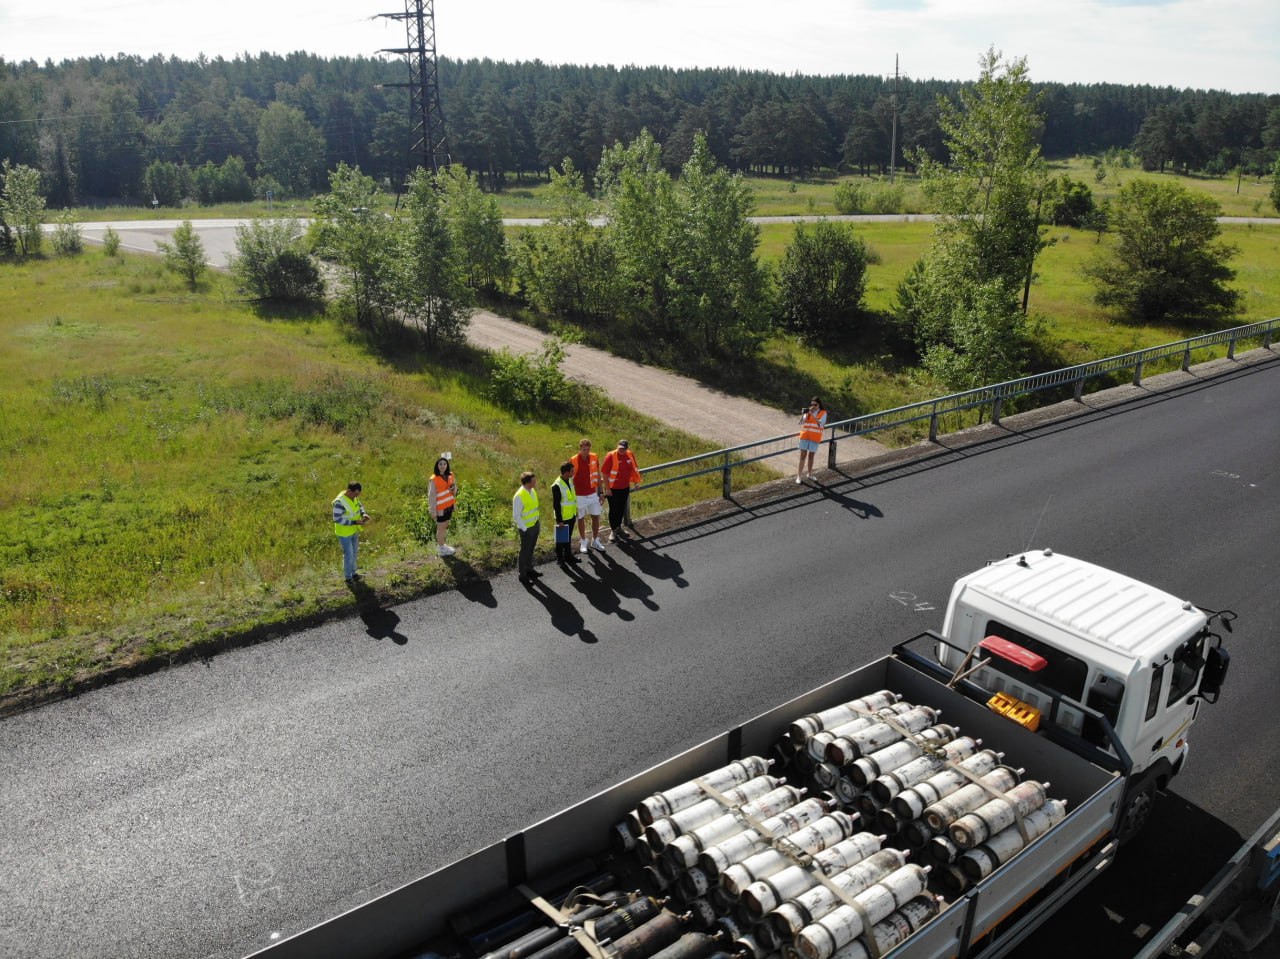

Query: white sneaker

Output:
[438, 545, 456, 556]
[579, 541, 589, 554]
[796, 476, 803, 484]
[593, 538, 606, 551]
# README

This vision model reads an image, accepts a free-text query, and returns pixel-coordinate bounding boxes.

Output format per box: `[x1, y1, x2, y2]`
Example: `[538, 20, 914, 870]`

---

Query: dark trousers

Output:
[518, 522, 540, 574]
[607, 488, 630, 531]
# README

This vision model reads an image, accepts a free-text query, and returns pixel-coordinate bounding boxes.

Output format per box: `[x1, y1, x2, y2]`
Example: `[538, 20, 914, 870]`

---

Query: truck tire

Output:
[1117, 778, 1157, 845]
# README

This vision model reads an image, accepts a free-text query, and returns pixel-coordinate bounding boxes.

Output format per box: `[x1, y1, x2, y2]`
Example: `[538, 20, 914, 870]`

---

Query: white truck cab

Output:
[936, 548, 1230, 839]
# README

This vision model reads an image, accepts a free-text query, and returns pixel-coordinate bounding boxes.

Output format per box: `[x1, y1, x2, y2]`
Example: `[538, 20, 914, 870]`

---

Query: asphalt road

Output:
[1, 358, 1277, 959]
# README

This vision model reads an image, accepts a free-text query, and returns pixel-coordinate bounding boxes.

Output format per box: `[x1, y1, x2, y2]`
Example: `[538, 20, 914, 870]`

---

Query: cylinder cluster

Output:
[611, 687, 1070, 959]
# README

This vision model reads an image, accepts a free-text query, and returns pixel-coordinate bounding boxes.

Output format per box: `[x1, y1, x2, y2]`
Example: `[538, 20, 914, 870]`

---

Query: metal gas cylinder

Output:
[847, 725, 958, 787]
[824, 706, 939, 765]
[663, 786, 806, 871]
[762, 848, 909, 934]
[804, 703, 916, 761]
[787, 690, 901, 745]
[824, 895, 942, 959]
[638, 758, 773, 826]
[920, 766, 1022, 833]
[716, 812, 860, 897]
[794, 864, 932, 959]
[868, 737, 982, 804]
[959, 799, 1068, 880]
[947, 780, 1049, 849]
[645, 776, 784, 850]
[694, 797, 833, 876]
[889, 750, 1004, 823]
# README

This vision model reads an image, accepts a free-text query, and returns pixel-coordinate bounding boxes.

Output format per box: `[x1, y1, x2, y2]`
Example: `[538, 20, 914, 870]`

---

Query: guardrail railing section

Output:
[633, 318, 1278, 515]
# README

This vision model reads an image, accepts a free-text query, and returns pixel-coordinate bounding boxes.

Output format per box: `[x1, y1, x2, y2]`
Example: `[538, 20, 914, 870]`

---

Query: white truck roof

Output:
[954, 549, 1207, 672]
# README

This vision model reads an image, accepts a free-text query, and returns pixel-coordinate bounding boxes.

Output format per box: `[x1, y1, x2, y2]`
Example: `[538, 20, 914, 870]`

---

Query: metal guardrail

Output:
[636, 318, 1279, 502]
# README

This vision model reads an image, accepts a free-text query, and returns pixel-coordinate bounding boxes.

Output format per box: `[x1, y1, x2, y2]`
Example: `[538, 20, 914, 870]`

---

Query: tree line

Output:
[1, 51, 1277, 205]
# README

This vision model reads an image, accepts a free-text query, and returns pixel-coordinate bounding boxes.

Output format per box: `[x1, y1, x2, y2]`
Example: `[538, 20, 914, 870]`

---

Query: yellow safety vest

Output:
[553, 477, 578, 521]
[334, 493, 362, 537]
[515, 486, 540, 527]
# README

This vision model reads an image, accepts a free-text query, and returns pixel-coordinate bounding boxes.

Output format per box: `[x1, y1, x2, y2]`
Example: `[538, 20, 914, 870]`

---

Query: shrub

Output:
[833, 182, 869, 214]
[51, 213, 83, 256]
[231, 218, 324, 303]
[408, 478, 508, 545]
[488, 338, 574, 414]
[102, 226, 121, 256]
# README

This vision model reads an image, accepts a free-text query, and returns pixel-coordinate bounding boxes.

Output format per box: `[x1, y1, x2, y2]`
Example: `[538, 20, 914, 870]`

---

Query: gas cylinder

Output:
[663, 786, 806, 871]
[824, 706, 939, 765]
[715, 812, 860, 896]
[794, 864, 932, 959]
[787, 690, 902, 745]
[694, 797, 833, 876]
[889, 750, 1005, 823]
[645, 776, 784, 850]
[947, 780, 1049, 849]
[921, 767, 1022, 833]
[761, 848, 908, 933]
[847, 725, 957, 787]
[959, 799, 1068, 880]
[868, 737, 982, 804]
[824, 895, 942, 959]
[638, 758, 773, 826]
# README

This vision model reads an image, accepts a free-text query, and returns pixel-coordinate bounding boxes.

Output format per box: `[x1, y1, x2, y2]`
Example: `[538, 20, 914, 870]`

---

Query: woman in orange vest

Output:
[601, 439, 642, 543]
[428, 455, 458, 557]
[797, 396, 827, 484]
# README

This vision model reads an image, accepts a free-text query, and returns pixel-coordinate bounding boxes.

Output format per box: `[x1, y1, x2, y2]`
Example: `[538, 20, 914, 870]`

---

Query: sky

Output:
[1, 0, 1277, 95]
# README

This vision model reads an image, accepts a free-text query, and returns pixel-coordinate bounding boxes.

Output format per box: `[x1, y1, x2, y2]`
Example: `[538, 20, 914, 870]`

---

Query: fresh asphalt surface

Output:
[2, 359, 1278, 958]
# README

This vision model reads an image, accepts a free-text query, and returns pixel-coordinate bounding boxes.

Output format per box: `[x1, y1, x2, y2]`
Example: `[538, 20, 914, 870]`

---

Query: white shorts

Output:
[577, 492, 603, 517]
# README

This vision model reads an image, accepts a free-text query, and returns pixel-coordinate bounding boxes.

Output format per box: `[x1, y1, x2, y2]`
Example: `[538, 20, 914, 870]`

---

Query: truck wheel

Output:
[1117, 779, 1156, 844]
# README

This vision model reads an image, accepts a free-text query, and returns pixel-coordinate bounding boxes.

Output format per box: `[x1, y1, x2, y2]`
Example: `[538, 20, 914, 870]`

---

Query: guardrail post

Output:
[1265, 327, 1273, 349]
[1073, 379, 1085, 401]
[721, 451, 732, 500]
[827, 431, 838, 469]
[991, 395, 1003, 425]
[1227, 336, 1237, 360]
[1133, 360, 1144, 386]
[1182, 347, 1192, 372]
[928, 411, 939, 442]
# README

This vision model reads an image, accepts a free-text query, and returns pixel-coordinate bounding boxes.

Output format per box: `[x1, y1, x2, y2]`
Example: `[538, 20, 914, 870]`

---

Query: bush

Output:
[102, 226, 121, 256]
[51, 213, 83, 256]
[488, 338, 574, 414]
[833, 182, 869, 214]
[231, 218, 324, 303]
[867, 184, 905, 214]
[408, 478, 509, 546]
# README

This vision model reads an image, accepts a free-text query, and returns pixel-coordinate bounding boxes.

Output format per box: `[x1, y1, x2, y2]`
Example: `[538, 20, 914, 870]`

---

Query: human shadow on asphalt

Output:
[359, 604, 409, 645]
[522, 576, 600, 644]
[442, 557, 497, 607]
[1019, 790, 1243, 958]
[615, 537, 689, 587]
[588, 551, 659, 611]
[559, 560, 637, 621]
[818, 485, 884, 520]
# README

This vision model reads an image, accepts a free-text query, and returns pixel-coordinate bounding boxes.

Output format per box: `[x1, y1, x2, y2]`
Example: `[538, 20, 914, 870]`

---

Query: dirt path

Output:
[76, 219, 890, 466]
[467, 308, 886, 465]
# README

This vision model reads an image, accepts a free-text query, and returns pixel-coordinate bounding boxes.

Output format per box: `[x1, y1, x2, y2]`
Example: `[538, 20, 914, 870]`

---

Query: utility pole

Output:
[889, 54, 899, 184]
[378, 0, 450, 174]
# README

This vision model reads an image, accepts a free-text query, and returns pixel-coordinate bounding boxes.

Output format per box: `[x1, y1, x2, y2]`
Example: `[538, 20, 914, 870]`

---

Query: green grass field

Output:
[0, 252, 741, 703]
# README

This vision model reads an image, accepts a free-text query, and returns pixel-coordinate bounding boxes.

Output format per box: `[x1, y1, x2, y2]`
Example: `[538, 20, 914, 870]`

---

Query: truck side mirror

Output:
[1199, 645, 1230, 701]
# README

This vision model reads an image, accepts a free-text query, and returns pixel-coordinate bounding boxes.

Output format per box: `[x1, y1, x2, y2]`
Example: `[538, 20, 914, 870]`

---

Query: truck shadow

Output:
[1015, 790, 1242, 958]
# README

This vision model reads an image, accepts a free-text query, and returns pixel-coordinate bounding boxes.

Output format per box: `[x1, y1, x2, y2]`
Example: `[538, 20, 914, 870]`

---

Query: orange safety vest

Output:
[604, 449, 641, 489]
[572, 451, 601, 495]
[431, 474, 456, 511]
[799, 410, 826, 444]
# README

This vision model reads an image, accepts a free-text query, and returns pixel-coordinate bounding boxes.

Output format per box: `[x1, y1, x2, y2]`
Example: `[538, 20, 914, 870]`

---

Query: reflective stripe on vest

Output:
[432, 474, 456, 511]
[516, 486, 540, 525]
[553, 477, 578, 521]
[606, 450, 637, 488]
[799, 411, 825, 443]
[334, 493, 361, 537]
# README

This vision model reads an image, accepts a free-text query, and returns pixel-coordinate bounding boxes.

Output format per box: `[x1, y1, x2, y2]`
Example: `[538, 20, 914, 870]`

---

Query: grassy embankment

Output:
[0, 251, 755, 706]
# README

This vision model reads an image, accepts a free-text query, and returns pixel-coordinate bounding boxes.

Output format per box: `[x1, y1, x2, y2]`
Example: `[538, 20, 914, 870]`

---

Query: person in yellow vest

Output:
[551, 460, 580, 566]
[796, 396, 827, 484]
[512, 471, 542, 584]
[332, 481, 370, 582]
[428, 454, 457, 557]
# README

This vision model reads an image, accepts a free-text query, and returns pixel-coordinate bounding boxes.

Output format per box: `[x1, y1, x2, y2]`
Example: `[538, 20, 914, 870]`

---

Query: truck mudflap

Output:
[245, 655, 1124, 959]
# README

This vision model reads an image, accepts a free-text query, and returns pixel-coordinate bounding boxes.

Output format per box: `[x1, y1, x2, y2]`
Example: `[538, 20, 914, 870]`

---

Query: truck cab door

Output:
[1138, 637, 1204, 777]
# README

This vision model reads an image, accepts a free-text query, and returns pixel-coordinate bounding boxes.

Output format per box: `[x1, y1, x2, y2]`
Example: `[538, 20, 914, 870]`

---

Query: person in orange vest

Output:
[428, 454, 457, 557]
[571, 437, 606, 553]
[601, 439, 642, 543]
[797, 396, 827, 484]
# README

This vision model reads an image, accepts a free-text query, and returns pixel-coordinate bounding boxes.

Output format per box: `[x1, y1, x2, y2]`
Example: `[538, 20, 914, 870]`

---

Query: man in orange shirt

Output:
[571, 438, 606, 553]
[601, 439, 642, 543]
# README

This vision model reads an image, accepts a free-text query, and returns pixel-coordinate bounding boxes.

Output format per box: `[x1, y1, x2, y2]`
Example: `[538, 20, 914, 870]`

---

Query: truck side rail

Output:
[894, 633, 1132, 777]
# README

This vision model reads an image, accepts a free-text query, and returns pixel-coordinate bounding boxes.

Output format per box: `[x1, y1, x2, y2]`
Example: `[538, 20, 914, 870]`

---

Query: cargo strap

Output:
[516, 885, 638, 959]
[696, 777, 883, 959]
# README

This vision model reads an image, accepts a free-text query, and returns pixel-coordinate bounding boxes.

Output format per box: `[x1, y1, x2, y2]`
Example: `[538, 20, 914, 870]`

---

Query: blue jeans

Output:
[339, 533, 359, 579]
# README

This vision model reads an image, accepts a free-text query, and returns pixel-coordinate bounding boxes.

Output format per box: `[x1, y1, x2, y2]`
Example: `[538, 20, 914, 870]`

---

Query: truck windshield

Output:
[984, 620, 1088, 702]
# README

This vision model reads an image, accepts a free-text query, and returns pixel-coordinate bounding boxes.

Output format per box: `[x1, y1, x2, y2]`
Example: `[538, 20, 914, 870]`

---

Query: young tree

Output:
[156, 220, 207, 289]
[0, 160, 47, 257]
[312, 164, 396, 329]
[143, 161, 188, 207]
[898, 49, 1043, 377]
[779, 221, 871, 342]
[231, 218, 324, 303]
[1271, 155, 1280, 215]
[394, 168, 472, 347]
[437, 164, 508, 294]
[1083, 179, 1240, 326]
